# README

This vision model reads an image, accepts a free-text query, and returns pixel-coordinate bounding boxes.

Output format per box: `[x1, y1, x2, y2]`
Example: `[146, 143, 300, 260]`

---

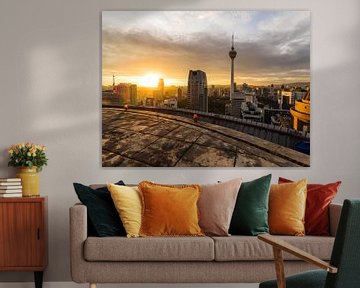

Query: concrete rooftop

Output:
[102, 108, 310, 167]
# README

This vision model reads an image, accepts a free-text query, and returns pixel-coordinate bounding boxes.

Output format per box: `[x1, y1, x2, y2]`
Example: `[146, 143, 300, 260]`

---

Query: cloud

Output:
[102, 11, 310, 85]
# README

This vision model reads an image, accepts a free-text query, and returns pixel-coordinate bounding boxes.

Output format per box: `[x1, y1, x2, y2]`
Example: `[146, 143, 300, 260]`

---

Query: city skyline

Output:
[102, 11, 310, 87]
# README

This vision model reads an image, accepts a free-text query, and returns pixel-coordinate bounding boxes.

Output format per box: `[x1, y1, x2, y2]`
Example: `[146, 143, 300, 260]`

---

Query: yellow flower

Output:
[27, 152, 32, 157]
[8, 149, 13, 155]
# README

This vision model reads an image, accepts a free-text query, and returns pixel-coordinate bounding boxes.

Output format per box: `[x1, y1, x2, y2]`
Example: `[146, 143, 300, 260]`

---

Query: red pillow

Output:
[278, 177, 341, 236]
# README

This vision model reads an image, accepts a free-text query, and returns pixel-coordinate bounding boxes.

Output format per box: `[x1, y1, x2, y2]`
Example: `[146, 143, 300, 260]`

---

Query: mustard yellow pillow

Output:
[269, 179, 307, 236]
[107, 183, 142, 237]
[138, 181, 204, 237]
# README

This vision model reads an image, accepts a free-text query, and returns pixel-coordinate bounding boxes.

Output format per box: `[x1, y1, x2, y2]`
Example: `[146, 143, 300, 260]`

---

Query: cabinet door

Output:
[0, 202, 44, 268]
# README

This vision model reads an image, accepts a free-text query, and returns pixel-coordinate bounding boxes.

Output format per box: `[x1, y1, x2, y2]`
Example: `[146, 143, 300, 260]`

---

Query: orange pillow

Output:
[138, 181, 204, 237]
[269, 179, 307, 236]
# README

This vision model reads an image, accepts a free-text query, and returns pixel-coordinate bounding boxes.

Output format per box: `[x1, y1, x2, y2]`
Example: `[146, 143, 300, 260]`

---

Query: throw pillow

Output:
[229, 174, 272, 236]
[138, 181, 203, 237]
[198, 178, 242, 236]
[107, 183, 142, 238]
[279, 177, 341, 236]
[269, 179, 307, 236]
[73, 181, 126, 237]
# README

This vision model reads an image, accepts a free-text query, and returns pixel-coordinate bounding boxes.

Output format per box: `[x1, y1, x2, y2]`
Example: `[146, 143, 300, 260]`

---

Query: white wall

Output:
[0, 0, 360, 283]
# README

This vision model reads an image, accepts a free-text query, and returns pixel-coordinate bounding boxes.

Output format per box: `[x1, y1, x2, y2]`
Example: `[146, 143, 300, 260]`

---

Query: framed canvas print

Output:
[102, 11, 310, 167]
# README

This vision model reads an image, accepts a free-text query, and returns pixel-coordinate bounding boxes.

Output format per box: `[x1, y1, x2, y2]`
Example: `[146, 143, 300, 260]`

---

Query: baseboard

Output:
[0, 282, 259, 288]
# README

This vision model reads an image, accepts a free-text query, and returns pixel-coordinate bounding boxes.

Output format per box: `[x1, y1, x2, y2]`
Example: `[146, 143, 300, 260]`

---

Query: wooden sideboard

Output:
[0, 197, 47, 288]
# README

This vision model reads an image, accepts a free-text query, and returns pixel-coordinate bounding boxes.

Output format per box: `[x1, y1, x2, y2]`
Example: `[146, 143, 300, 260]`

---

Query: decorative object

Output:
[269, 179, 307, 236]
[138, 181, 203, 236]
[73, 181, 126, 237]
[107, 183, 142, 237]
[278, 177, 341, 235]
[16, 167, 39, 197]
[198, 178, 242, 236]
[101, 11, 311, 167]
[8, 143, 48, 197]
[0, 178, 22, 197]
[229, 174, 272, 236]
[0, 197, 47, 288]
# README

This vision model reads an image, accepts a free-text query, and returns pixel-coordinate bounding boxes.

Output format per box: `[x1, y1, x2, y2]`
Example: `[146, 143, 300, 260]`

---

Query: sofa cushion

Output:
[269, 179, 307, 236]
[212, 236, 334, 261]
[139, 181, 203, 237]
[107, 184, 142, 238]
[84, 236, 214, 261]
[73, 181, 126, 237]
[279, 177, 341, 236]
[198, 178, 242, 236]
[229, 174, 271, 236]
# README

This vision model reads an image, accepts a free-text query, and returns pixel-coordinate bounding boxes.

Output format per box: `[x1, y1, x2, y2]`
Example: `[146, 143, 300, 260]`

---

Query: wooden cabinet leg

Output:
[34, 271, 43, 288]
[89, 284, 97, 288]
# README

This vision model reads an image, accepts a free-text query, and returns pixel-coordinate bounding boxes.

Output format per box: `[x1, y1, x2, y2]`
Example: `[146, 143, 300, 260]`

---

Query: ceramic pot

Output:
[16, 167, 40, 197]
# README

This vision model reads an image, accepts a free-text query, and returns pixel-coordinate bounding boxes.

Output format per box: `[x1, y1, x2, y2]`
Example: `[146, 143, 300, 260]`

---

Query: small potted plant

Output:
[8, 143, 48, 197]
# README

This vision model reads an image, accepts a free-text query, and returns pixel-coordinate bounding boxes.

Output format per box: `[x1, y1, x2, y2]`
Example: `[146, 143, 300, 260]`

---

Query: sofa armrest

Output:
[329, 203, 342, 237]
[69, 203, 88, 283]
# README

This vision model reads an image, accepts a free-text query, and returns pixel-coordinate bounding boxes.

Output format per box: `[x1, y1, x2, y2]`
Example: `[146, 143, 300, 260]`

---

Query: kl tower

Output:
[229, 34, 237, 101]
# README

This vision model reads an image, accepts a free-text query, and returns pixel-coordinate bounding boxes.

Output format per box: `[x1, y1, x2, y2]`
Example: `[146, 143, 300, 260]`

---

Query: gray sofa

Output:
[70, 202, 342, 287]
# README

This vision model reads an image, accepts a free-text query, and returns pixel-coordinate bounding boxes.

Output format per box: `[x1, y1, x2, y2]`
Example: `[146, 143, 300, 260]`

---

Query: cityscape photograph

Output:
[102, 11, 311, 167]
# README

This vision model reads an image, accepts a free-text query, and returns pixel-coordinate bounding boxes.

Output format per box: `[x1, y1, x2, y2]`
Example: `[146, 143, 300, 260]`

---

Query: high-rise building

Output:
[158, 78, 164, 99]
[112, 74, 116, 94]
[114, 83, 130, 103]
[114, 83, 137, 105]
[187, 70, 208, 112]
[278, 89, 293, 109]
[130, 84, 137, 105]
[177, 87, 183, 99]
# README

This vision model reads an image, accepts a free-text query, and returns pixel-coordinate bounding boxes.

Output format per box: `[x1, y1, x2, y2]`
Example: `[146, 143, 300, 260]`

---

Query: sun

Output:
[139, 73, 161, 87]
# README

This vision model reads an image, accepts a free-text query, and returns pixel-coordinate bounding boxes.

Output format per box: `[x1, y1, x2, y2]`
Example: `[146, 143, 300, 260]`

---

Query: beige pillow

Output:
[198, 178, 242, 236]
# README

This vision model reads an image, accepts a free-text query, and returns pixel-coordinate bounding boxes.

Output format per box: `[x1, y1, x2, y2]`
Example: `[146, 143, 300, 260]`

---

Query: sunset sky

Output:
[102, 11, 310, 87]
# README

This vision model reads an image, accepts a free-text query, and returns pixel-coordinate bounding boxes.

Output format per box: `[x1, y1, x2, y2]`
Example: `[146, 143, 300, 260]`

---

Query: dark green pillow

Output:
[73, 181, 126, 237]
[229, 174, 272, 236]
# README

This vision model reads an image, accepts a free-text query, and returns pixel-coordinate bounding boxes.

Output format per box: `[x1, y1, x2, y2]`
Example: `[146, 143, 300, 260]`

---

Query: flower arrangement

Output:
[8, 143, 48, 172]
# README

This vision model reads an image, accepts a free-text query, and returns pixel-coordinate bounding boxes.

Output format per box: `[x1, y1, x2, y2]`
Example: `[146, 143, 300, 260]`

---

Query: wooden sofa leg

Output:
[89, 283, 96, 288]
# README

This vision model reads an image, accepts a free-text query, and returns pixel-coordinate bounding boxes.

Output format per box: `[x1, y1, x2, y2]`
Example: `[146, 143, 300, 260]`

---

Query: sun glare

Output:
[139, 73, 161, 87]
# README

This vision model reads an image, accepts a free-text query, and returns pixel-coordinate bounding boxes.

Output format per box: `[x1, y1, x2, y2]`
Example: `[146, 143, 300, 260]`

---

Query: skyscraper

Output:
[114, 83, 137, 105]
[187, 70, 208, 112]
[130, 84, 137, 105]
[112, 74, 116, 94]
[158, 78, 164, 99]
[114, 83, 130, 104]
[177, 87, 183, 99]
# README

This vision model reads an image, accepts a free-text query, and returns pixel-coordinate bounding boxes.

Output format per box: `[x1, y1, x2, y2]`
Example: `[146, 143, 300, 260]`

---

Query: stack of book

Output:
[0, 178, 22, 197]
